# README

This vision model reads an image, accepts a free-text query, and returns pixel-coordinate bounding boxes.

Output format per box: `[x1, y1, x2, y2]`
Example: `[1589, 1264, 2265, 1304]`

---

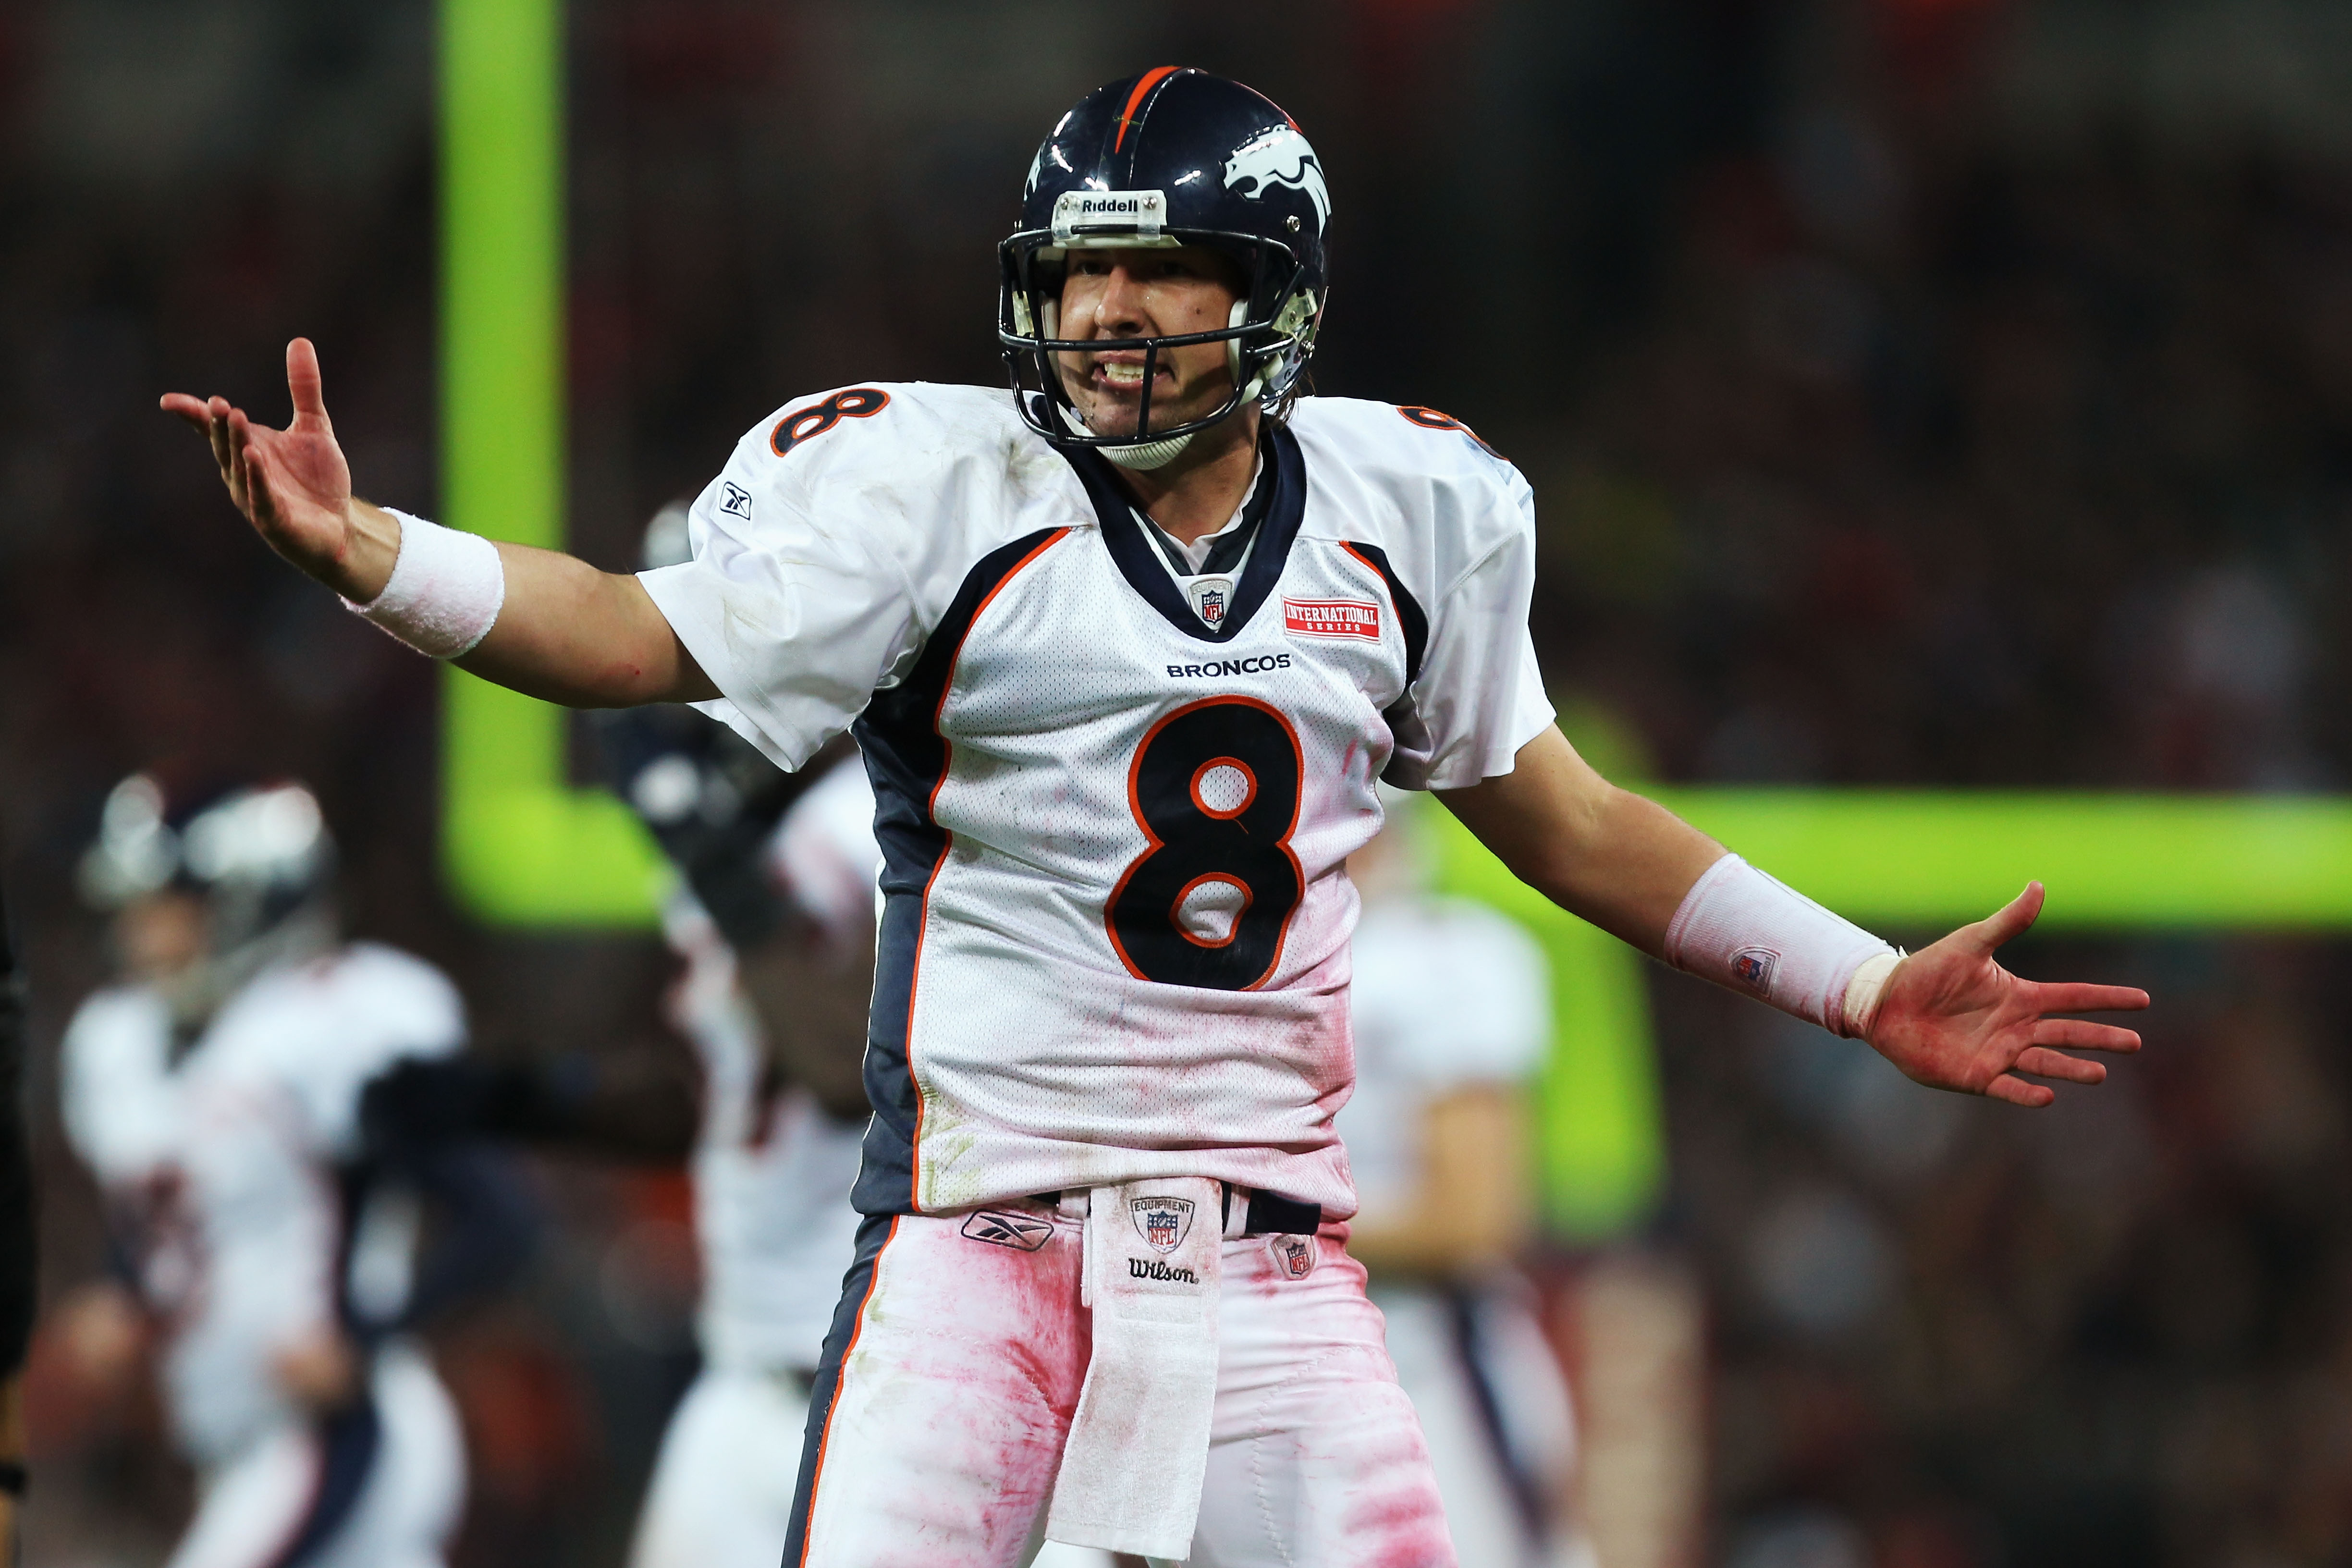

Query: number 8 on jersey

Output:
[1107, 696, 1305, 991]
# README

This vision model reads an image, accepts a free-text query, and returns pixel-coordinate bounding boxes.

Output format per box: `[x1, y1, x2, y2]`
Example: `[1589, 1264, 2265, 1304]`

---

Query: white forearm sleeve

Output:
[1665, 854, 1899, 1037]
[343, 509, 505, 658]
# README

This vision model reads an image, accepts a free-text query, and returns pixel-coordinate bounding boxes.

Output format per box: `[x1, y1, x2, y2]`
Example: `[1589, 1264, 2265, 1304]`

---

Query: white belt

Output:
[1043, 1176, 1230, 1559]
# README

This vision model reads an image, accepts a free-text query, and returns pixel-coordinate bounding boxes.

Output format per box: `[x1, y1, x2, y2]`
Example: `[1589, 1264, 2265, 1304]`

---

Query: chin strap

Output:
[1064, 299, 1285, 471]
[1059, 400, 1199, 471]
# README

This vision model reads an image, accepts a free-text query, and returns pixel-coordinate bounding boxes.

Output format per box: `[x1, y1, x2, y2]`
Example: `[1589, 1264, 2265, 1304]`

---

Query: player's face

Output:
[1055, 245, 1247, 438]
[114, 890, 208, 984]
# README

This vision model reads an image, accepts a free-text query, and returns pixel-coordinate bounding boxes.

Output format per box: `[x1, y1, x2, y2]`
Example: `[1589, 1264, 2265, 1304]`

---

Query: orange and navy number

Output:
[772, 388, 892, 457]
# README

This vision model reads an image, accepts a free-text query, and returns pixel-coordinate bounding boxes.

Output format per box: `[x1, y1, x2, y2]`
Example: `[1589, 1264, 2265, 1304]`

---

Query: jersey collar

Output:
[1057, 420, 1308, 645]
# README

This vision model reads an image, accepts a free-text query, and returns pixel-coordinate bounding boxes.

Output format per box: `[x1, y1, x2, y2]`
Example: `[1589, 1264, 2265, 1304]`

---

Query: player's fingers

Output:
[243, 444, 280, 531]
[2012, 1046, 2106, 1084]
[204, 398, 236, 482]
[1970, 882, 2044, 952]
[286, 337, 328, 425]
[159, 392, 212, 429]
[1985, 1072, 2056, 1108]
[2030, 1017, 2141, 1054]
[226, 409, 258, 513]
[2032, 981, 2149, 1015]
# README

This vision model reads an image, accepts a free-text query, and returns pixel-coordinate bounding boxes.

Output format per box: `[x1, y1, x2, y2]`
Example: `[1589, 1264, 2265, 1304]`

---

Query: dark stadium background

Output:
[4, 1, 2349, 1564]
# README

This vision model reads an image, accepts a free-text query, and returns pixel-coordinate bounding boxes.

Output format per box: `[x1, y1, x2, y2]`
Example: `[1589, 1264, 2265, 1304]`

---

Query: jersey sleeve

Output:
[295, 946, 468, 1157]
[58, 990, 175, 1183]
[1386, 472, 1554, 791]
[637, 387, 942, 771]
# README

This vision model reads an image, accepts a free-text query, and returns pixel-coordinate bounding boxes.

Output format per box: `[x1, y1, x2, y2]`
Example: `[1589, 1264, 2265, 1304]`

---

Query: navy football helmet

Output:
[998, 68, 1331, 467]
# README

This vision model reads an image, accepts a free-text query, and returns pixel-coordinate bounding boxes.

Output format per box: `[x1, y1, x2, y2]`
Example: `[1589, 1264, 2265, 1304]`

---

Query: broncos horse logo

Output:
[1222, 124, 1331, 232]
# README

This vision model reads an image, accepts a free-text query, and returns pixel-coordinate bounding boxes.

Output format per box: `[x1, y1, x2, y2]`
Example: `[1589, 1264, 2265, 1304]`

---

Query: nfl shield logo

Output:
[1732, 947, 1777, 991]
[1270, 1234, 1315, 1279]
[1187, 576, 1233, 627]
[1130, 1195, 1195, 1254]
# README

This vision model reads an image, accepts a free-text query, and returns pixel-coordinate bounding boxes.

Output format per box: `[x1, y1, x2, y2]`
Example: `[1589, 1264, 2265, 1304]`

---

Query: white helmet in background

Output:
[80, 772, 337, 1019]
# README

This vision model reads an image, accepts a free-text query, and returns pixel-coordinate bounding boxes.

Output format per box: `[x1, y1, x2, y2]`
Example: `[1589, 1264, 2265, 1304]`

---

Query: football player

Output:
[56, 776, 535, 1568]
[369, 727, 879, 1568]
[162, 67, 2148, 1567]
[1341, 797, 1583, 1566]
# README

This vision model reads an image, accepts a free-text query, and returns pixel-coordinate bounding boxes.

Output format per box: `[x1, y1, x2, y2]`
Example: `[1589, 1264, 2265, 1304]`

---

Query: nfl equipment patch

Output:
[1130, 1195, 1196, 1254]
[1732, 947, 1777, 992]
[1268, 1233, 1315, 1279]
[961, 1210, 1055, 1252]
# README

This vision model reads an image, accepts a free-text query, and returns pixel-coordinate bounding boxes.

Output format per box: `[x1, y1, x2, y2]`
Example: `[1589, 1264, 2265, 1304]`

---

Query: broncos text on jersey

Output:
[640, 385, 1553, 1220]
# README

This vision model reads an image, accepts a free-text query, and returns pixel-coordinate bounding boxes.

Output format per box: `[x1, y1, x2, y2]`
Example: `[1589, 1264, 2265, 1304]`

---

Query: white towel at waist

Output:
[1044, 1176, 1226, 1560]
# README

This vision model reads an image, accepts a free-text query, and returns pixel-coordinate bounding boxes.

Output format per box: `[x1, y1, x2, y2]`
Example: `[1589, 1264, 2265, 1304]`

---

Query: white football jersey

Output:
[664, 756, 873, 1374]
[641, 385, 1553, 1219]
[59, 945, 465, 1462]
[1338, 889, 1551, 1220]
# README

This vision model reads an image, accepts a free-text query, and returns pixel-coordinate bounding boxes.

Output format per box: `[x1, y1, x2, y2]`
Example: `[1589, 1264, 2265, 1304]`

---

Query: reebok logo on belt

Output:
[961, 1211, 1054, 1251]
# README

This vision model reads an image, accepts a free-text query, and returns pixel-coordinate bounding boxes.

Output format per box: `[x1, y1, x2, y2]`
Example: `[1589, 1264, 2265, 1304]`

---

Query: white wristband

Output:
[1665, 854, 1898, 1037]
[343, 510, 505, 658]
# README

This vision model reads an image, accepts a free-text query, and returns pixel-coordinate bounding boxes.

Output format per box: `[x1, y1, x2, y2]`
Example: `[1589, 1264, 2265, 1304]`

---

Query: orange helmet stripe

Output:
[1114, 65, 1183, 152]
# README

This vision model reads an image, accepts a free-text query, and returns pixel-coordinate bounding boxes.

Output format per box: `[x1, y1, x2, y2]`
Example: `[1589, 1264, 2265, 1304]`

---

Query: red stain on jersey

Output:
[1283, 597, 1383, 640]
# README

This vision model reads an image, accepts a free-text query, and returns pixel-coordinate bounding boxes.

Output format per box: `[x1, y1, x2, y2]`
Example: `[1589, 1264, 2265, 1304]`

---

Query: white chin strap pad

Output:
[1059, 399, 1200, 471]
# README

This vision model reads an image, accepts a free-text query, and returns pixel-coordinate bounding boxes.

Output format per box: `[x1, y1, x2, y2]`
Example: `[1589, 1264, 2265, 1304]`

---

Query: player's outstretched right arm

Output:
[161, 338, 715, 707]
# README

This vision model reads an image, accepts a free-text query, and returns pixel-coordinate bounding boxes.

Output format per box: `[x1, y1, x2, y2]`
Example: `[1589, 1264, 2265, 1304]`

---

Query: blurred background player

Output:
[358, 505, 871, 1568]
[0, 885, 31, 1560]
[1342, 794, 1586, 1568]
[366, 508, 1118, 1568]
[53, 775, 534, 1568]
[613, 734, 872, 1568]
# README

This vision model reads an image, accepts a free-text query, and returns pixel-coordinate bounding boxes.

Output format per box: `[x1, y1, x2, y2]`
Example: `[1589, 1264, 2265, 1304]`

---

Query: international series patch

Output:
[1282, 597, 1381, 640]
[1130, 1194, 1195, 1253]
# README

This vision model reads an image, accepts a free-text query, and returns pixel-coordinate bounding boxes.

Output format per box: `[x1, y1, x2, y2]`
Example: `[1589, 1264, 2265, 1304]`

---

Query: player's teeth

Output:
[1101, 363, 1145, 385]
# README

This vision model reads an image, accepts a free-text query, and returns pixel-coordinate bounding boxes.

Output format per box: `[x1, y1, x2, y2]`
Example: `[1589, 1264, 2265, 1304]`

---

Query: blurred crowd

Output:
[2, 0, 2349, 1565]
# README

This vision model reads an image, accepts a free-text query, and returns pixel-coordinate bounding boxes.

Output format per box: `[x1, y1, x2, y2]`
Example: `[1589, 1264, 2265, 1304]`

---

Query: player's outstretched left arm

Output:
[161, 338, 715, 707]
[1440, 727, 2148, 1106]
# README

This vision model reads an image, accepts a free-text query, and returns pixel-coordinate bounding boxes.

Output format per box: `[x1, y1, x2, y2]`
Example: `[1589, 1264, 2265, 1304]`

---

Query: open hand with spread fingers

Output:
[159, 337, 401, 603]
[1863, 882, 2148, 1107]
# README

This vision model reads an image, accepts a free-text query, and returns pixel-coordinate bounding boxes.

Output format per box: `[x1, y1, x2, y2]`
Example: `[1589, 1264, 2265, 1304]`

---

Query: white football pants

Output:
[166, 1342, 464, 1568]
[787, 1204, 1456, 1567]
